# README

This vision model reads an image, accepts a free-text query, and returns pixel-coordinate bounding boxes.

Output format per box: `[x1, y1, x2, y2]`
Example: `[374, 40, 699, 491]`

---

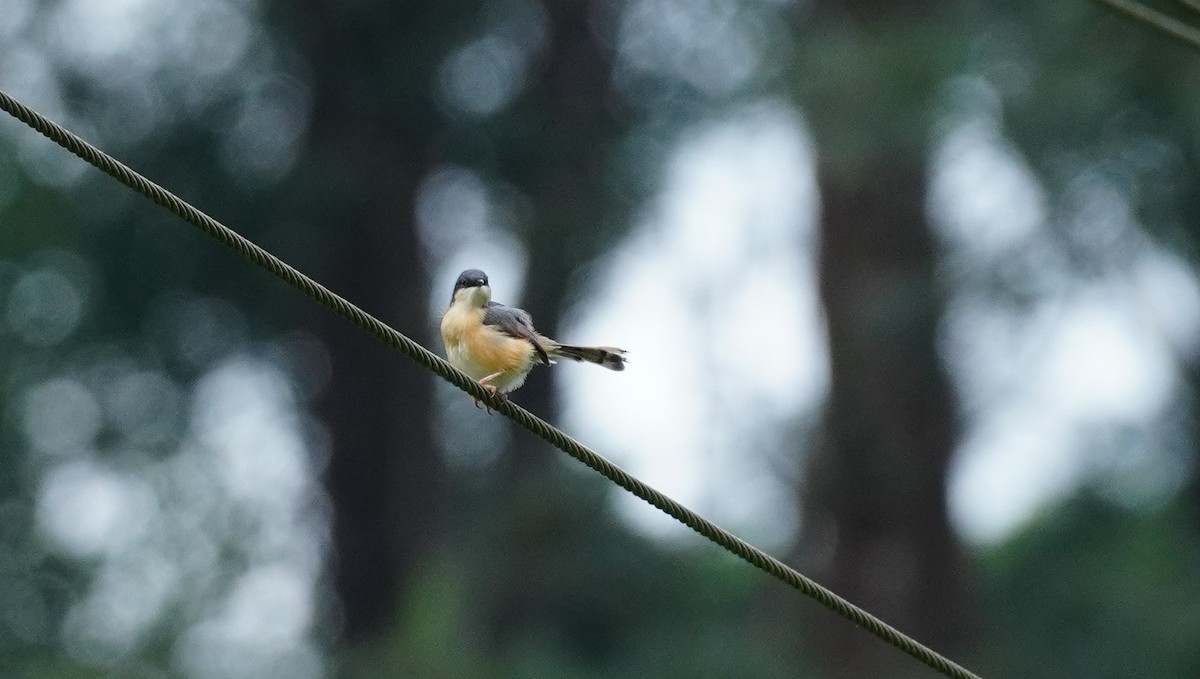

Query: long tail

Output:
[550, 343, 627, 371]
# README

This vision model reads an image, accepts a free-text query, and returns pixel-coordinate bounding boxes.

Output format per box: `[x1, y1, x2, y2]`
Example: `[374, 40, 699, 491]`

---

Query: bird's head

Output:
[451, 269, 491, 307]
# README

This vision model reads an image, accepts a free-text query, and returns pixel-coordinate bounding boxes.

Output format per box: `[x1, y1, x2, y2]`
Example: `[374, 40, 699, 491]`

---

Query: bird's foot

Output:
[474, 378, 506, 415]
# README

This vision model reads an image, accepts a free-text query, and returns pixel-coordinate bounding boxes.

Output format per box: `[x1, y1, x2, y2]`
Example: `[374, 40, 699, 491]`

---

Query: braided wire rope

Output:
[0, 87, 984, 679]
[1094, 0, 1200, 51]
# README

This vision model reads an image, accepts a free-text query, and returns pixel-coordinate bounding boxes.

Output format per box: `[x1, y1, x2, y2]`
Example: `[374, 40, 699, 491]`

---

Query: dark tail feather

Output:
[553, 344, 627, 371]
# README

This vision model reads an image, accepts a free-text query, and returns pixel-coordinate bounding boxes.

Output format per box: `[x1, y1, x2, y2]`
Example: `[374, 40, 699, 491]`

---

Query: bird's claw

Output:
[473, 382, 506, 415]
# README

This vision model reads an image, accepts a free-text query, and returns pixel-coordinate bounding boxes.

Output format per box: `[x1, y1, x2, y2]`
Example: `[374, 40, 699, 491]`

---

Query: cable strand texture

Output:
[1093, 0, 1200, 51]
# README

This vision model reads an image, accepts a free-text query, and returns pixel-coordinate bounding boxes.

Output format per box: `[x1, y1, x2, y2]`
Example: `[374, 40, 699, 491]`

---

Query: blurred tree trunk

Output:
[809, 162, 973, 677]
[267, 2, 471, 639]
[500, 0, 622, 440]
[481, 0, 630, 648]
[314, 189, 435, 641]
[796, 2, 974, 677]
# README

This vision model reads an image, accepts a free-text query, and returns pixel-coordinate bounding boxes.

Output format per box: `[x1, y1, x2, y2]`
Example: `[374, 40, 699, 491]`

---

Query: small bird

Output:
[440, 269, 626, 405]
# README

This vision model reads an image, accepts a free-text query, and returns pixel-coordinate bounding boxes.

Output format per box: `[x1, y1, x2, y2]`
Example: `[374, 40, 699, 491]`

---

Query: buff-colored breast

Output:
[441, 303, 538, 392]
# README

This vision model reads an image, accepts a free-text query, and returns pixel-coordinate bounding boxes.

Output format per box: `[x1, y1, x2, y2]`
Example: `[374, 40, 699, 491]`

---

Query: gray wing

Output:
[484, 302, 551, 365]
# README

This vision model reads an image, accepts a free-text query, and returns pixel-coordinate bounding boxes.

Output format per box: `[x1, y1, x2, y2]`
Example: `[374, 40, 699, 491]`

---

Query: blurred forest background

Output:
[3, 0, 1200, 677]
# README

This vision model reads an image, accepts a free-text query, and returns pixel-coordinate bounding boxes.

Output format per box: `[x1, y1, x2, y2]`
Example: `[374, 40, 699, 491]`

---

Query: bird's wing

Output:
[484, 302, 551, 365]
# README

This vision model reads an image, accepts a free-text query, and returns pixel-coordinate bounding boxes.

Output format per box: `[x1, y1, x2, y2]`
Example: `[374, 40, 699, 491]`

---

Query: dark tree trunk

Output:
[479, 0, 629, 648]
[317, 196, 437, 640]
[808, 160, 973, 677]
[268, 1, 462, 639]
[504, 0, 618, 429]
[796, 2, 975, 676]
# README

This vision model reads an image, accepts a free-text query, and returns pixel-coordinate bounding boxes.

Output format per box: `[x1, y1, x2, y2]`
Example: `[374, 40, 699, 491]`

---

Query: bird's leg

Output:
[474, 372, 507, 414]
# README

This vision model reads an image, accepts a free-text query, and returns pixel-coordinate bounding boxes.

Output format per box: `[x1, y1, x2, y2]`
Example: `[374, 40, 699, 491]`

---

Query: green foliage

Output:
[796, 19, 966, 174]
[355, 537, 806, 679]
[977, 493, 1200, 678]
[980, 0, 1200, 240]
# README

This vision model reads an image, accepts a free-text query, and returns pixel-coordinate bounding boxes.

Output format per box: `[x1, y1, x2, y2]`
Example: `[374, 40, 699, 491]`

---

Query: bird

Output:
[440, 269, 626, 406]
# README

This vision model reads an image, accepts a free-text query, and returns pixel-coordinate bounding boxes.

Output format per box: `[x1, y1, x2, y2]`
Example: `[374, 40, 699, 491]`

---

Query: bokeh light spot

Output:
[6, 267, 84, 347]
[36, 461, 156, 558]
[23, 378, 101, 454]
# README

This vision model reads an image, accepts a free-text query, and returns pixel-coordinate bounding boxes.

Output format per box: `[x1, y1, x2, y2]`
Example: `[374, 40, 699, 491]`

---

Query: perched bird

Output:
[440, 269, 626, 404]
